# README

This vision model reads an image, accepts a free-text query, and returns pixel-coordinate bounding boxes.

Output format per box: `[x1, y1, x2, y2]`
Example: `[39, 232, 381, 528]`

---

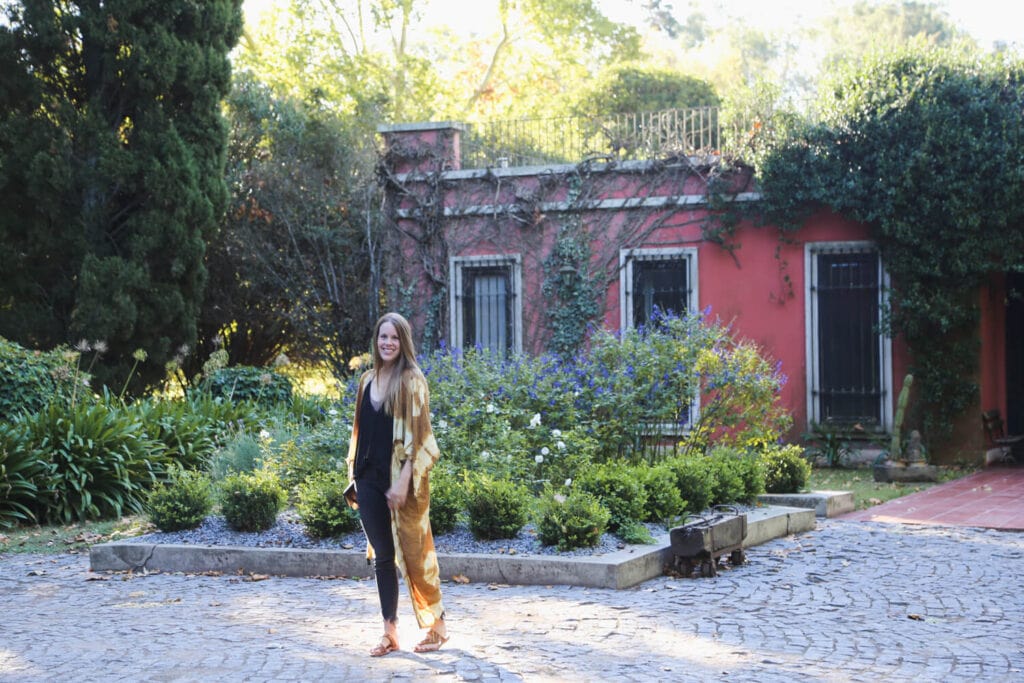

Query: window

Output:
[805, 242, 893, 430]
[450, 255, 522, 355]
[620, 247, 699, 431]
[620, 247, 698, 328]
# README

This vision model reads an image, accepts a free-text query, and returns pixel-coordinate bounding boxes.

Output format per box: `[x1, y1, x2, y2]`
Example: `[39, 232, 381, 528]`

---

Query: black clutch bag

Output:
[343, 481, 358, 510]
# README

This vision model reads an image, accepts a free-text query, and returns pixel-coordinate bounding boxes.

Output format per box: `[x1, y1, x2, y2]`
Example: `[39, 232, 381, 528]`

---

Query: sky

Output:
[244, 0, 1024, 49]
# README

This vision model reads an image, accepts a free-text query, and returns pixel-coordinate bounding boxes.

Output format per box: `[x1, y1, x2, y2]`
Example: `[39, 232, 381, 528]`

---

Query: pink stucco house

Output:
[377, 119, 1022, 464]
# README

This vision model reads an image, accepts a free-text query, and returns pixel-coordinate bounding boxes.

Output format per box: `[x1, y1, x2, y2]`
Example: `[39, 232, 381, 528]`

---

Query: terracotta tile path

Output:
[841, 464, 1024, 531]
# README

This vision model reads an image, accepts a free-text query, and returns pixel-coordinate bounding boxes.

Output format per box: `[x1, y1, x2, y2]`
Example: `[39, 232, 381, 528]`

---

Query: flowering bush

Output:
[535, 489, 610, 551]
[425, 309, 789, 468]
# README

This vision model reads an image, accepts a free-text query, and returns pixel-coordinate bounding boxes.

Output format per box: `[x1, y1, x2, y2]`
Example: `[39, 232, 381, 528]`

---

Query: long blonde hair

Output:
[371, 312, 419, 415]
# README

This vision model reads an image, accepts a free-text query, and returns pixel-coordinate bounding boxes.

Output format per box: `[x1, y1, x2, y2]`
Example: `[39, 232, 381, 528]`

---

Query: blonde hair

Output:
[371, 312, 419, 415]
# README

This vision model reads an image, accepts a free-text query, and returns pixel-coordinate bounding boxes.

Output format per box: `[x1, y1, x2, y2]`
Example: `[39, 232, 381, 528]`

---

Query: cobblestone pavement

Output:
[3, 519, 1023, 682]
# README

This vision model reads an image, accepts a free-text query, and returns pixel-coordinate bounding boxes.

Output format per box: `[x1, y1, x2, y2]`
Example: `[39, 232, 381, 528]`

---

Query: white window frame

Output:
[619, 246, 699, 329]
[449, 254, 523, 355]
[804, 241, 893, 432]
[619, 246, 700, 431]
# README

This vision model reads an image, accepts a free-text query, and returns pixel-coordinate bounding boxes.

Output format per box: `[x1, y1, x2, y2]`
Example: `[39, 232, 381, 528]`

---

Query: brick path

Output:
[843, 465, 1024, 530]
[3, 518, 1023, 682]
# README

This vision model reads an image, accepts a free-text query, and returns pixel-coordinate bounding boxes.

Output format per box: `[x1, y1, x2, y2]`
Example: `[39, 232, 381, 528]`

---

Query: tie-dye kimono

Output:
[347, 367, 445, 628]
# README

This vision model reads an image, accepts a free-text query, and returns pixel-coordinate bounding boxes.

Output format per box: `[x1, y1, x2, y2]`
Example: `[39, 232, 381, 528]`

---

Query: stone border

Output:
[757, 491, 855, 518]
[90, 506, 816, 590]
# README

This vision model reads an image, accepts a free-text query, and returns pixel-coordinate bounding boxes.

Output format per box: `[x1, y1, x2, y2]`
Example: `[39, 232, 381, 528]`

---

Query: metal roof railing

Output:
[460, 107, 722, 169]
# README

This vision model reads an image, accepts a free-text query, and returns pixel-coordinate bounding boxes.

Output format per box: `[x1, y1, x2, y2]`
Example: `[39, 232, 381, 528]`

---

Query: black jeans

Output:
[356, 478, 398, 623]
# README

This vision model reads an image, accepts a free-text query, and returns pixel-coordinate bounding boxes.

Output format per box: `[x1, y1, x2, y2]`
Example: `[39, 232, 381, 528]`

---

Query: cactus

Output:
[890, 374, 913, 460]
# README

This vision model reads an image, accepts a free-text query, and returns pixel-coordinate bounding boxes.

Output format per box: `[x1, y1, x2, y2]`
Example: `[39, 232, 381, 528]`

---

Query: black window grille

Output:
[462, 265, 513, 354]
[632, 258, 689, 328]
[815, 251, 882, 426]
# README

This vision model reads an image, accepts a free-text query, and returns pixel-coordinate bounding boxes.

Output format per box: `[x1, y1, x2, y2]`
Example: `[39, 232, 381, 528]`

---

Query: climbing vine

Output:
[377, 126, 756, 359]
[753, 47, 1024, 445]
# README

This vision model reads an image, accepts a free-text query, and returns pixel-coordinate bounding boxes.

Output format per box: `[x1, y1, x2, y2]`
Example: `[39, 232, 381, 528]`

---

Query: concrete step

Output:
[757, 490, 855, 518]
[89, 505, 816, 590]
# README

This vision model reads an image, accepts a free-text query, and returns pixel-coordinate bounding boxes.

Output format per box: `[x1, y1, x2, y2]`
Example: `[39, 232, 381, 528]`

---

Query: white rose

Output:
[535, 454, 544, 464]
[541, 447, 550, 456]
[557, 441, 566, 451]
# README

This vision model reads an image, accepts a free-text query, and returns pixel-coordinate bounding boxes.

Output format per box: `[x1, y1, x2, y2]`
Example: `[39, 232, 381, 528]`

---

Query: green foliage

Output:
[464, 474, 529, 541]
[201, 366, 294, 405]
[209, 432, 263, 482]
[218, 470, 287, 532]
[576, 462, 647, 532]
[145, 467, 215, 532]
[541, 220, 601, 359]
[424, 310, 789, 471]
[616, 519, 656, 545]
[128, 397, 226, 471]
[634, 463, 688, 524]
[20, 400, 167, 524]
[198, 76, 378, 380]
[295, 471, 359, 538]
[573, 63, 720, 116]
[259, 422, 348, 495]
[761, 444, 812, 494]
[0, 421, 45, 528]
[535, 489, 610, 551]
[756, 48, 1024, 445]
[0, 0, 244, 395]
[802, 422, 857, 468]
[428, 468, 464, 536]
[664, 455, 716, 514]
[708, 446, 765, 505]
[0, 339, 84, 420]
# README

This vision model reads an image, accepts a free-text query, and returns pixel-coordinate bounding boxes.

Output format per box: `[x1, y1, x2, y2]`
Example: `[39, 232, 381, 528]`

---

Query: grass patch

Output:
[0, 516, 152, 556]
[808, 466, 977, 510]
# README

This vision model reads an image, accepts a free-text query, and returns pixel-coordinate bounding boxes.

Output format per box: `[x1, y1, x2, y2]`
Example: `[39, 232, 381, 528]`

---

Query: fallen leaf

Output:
[451, 574, 470, 584]
[907, 614, 924, 621]
[245, 574, 270, 582]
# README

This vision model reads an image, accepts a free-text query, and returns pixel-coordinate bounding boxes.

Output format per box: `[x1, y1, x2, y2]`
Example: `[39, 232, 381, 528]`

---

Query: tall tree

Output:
[236, 0, 642, 123]
[0, 0, 244, 394]
[196, 74, 379, 383]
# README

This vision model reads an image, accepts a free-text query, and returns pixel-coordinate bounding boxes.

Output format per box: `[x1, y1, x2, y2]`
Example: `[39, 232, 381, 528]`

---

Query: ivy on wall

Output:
[752, 47, 1024, 445]
[377, 141, 755, 358]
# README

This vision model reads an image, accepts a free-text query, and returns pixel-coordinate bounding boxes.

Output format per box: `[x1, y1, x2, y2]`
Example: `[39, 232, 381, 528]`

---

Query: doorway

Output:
[1007, 272, 1024, 434]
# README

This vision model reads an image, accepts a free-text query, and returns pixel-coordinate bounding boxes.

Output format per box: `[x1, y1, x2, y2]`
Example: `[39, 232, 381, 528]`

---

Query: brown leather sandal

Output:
[413, 629, 449, 653]
[370, 633, 399, 657]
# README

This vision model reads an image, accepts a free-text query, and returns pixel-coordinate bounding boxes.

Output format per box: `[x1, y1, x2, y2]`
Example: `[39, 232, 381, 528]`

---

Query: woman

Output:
[346, 312, 449, 656]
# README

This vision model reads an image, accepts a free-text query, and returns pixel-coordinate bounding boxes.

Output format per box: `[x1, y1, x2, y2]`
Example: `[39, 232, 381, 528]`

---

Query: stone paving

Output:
[3, 519, 1023, 682]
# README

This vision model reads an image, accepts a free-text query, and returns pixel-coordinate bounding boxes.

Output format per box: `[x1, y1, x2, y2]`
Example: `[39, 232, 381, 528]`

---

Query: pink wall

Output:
[379, 123, 991, 458]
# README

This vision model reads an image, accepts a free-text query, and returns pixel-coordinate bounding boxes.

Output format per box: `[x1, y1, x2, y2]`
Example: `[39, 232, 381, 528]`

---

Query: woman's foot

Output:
[370, 633, 399, 657]
[413, 628, 449, 653]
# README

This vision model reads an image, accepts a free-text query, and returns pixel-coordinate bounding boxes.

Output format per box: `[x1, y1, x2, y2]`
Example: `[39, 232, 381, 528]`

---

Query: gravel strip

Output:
[124, 509, 660, 558]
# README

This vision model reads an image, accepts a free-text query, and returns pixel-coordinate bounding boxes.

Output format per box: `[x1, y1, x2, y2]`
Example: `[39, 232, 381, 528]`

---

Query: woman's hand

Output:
[386, 460, 414, 510]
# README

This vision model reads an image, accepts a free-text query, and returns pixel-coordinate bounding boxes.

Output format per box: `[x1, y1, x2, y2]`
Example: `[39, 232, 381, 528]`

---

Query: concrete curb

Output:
[758, 490, 855, 518]
[90, 505, 816, 590]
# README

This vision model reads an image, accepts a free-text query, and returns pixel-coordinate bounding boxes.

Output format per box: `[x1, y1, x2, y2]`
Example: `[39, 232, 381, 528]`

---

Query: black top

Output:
[353, 380, 395, 489]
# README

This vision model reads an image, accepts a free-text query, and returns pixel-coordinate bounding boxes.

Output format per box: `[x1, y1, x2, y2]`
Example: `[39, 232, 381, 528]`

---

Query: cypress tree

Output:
[0, 0, 243, 394]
